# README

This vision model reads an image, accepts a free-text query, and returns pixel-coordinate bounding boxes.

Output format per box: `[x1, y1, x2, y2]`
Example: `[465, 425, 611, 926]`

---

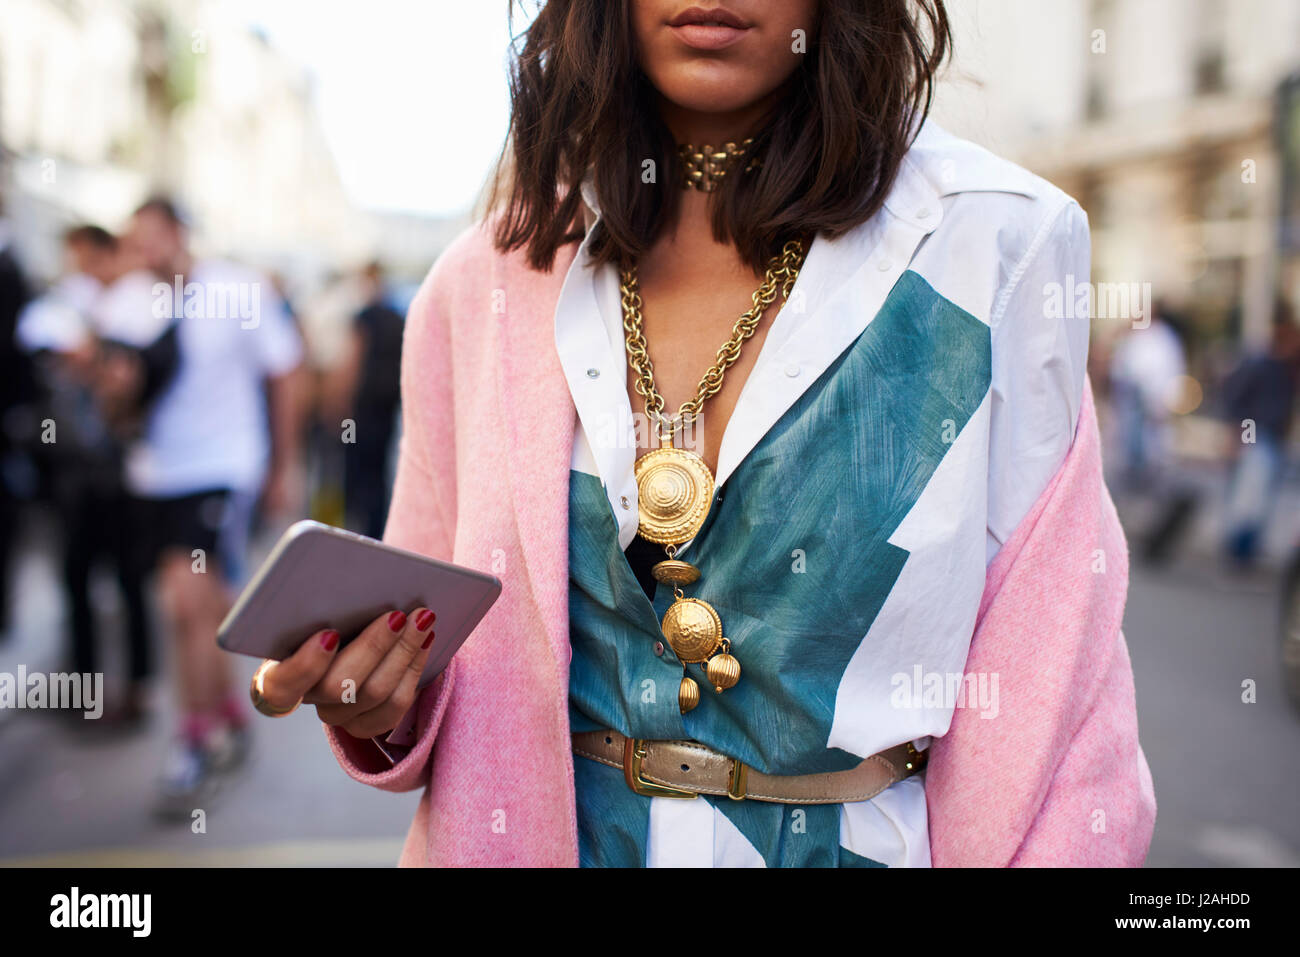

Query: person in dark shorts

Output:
[129, 488, 250, 581]
[95, 198, 302, 817]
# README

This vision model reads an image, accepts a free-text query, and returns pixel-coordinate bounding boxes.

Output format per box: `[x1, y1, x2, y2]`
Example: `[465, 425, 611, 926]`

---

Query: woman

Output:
[251, 0, 1155, 866]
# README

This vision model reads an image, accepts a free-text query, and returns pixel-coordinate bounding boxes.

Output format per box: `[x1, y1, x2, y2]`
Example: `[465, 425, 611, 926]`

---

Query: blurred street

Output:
[1128, 557, 1300, 868]
[0, 513, 419, 867]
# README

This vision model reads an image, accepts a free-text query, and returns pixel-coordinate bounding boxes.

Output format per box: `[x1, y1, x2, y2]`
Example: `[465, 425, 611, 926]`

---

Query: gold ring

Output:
[250, 659, 300, 717]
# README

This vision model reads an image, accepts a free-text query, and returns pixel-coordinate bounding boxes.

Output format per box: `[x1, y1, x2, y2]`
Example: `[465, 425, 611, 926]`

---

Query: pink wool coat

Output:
[324, 221, 1157, 867]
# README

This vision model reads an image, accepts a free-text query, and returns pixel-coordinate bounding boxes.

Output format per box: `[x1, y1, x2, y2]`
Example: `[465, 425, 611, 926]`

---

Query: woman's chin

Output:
[653, 73, 774, 119]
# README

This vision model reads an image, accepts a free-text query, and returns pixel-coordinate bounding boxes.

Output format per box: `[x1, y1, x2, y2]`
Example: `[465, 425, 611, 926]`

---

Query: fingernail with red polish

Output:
[387, 610, 407, 632]
[421, 630, 435, 650]
[415, 609, 435, 632]
[320, 630, 340, 651]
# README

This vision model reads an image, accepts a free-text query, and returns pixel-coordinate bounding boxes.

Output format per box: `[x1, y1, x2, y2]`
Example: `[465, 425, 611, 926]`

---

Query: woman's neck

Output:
[669, 189, 716, 246]
[647, 185, 761, 283]
[653, 92, 779, 267]
[655, 90, 776, 148]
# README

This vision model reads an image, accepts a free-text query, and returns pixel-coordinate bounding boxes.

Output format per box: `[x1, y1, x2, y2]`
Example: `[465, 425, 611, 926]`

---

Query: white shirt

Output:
[555, 120, 1091, 867]
[16, 273, 102, 353]
[93, 260, 303, 497]
[1110, 318, 1186, 418]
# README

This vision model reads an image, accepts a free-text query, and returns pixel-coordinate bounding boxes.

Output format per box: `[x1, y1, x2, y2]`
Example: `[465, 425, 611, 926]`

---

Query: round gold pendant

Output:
[651, 559, 701, 586]
[661, 597, 723, 664]
[706, 653, 741, 693]
[634, 446, 714, 545]
[678, 676, 700, 713]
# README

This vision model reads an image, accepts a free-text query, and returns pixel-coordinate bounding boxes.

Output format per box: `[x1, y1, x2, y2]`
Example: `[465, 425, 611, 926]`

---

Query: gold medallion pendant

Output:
[621, 238, 807, 714]
[660, 596, 723, 663]
[634, 439, 714, 545]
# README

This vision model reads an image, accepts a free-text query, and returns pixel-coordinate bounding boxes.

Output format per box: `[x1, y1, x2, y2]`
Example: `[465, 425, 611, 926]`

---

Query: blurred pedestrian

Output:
[94, 196, 304, 816]
[299, 269, 366, 528]
[1221, 298, 1300, 566]
[15, 225, 155, 721]
[0, 204, 35, 643]
[1108, 303, 1188, 491]
[339, 261, 404, 539]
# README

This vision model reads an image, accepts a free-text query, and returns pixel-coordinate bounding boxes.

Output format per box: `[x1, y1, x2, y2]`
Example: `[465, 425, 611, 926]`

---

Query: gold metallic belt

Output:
[571, 730, 926, 804]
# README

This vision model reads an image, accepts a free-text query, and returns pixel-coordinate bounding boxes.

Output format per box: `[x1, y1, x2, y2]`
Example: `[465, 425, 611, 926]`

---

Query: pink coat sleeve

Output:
[322, 247, 462, 793]
[926, 379, 1157, 866]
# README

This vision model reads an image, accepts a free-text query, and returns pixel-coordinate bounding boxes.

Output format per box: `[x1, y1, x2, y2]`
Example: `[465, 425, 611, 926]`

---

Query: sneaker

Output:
[153, 738, 213, 822]
[204, 723, 252, 774]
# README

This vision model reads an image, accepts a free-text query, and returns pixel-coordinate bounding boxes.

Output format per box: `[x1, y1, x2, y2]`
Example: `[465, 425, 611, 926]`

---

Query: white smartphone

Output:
[217, 520, 501, 688]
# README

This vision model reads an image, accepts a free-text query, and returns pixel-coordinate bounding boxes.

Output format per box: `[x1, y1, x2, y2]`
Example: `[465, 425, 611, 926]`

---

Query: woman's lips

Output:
[669, 23, 750, 50]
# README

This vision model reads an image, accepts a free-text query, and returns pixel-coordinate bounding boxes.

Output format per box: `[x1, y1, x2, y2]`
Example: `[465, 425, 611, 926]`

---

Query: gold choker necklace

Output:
[678, 138, 756, 192]
[619, 237, 807, 713]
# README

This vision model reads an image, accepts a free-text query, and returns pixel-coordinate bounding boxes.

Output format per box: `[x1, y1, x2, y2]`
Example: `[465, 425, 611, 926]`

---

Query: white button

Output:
[620, 496, 630, 510]
[784, 363, 800, 378]
[586, 368, 600, 379]
[916, 207, 931, 219]
[877, 259, 892, 272]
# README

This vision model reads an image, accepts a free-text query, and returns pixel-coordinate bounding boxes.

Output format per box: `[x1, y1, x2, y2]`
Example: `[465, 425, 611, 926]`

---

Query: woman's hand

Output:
[255, 607, 437, 740]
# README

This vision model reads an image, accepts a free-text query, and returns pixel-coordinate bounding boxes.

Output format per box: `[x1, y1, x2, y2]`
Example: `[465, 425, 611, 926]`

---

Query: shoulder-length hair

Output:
[487, 0, 951, 274]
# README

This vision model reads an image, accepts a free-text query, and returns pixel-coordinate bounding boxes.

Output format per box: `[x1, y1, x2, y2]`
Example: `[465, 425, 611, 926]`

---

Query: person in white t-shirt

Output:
[96, 197, 304, 816]
[1108, 312, 1187, 490]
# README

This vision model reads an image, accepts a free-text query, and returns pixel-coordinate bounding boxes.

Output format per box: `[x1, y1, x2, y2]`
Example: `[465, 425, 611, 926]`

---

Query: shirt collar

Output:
[905, 119, 1040, 200]
[579, 171, 601, 234]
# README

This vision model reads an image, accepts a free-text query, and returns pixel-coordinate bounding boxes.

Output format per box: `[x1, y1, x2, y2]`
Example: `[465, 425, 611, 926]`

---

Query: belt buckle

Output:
[904, 741, 927, 775]
[726, 756, 748, 801]
[622, 738, 698, 799]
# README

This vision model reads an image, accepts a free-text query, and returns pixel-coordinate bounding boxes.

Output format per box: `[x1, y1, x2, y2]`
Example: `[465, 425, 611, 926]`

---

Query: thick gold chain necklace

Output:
[619, 238, 806, 713]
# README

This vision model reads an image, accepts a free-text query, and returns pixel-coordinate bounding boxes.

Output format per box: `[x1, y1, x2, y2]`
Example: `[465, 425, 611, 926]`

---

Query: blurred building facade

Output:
[0, 0, 380, 283]
[934, 0, 1300, 351]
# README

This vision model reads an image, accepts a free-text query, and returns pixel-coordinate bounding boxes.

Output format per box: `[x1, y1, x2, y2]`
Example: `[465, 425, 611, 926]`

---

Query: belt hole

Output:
[680, 763, 690, 772]
[604, 736, 612, 744]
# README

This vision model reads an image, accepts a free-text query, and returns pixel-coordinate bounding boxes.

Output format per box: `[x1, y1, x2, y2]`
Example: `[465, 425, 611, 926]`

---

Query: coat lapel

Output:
[495, 246, 580, 675]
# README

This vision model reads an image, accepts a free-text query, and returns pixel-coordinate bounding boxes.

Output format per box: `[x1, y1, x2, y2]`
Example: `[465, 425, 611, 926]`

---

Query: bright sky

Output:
[224, 0, 534, 218]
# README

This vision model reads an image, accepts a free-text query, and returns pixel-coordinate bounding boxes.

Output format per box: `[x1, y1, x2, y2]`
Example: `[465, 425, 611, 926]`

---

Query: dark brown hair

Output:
[64, 224, 117, 250]
[134, 195, 187, 228]
[489, 0, 951, 274]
